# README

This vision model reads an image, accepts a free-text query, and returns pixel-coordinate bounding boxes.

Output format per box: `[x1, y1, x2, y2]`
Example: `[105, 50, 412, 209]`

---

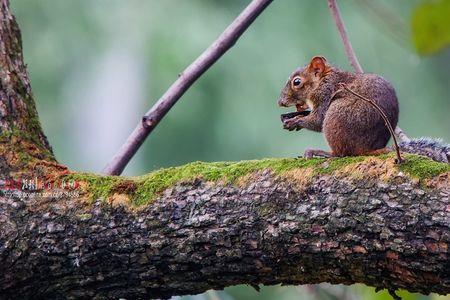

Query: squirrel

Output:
[278, 55, 450, 163]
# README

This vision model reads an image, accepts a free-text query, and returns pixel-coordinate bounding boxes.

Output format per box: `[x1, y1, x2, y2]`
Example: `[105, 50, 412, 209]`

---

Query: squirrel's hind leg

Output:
[303, 149, 334, 159]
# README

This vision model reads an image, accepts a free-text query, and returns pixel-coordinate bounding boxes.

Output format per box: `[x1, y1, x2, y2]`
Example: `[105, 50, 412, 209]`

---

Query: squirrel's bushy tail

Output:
[398, 137, 450, 163]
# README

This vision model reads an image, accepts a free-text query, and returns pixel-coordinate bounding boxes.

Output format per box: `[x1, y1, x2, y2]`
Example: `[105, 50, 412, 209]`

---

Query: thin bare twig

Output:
[339, 83, 403, 164]
[327, 0, 409, 144]
[327, 0, 363, 73]
[102, 0, 273, 175]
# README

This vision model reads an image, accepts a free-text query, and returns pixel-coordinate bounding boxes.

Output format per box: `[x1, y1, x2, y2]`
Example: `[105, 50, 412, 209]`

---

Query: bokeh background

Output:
[11, 0, 450, 299]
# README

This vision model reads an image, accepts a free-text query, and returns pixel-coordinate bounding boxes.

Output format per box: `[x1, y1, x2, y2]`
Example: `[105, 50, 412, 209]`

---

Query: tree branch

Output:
[1, 156, 449, 299]
[327, 0, 363, 74]
[102, 0, 273, 176]
[1, 2, 449, 299]
[0, 0, 53, 157]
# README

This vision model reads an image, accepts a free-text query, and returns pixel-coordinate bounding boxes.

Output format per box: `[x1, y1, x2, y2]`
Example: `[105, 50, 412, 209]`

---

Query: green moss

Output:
[66, 158, 325, 205]
[399, 153, 450, 179]
[17, 151, 32, 164]
[0, 71, 51, 157]
[0, 130, 14, 142]
[69, 157, 359, 206]
[68, 154, 450, 206]
[316, 156, 367, 174]
[67, 173, 126, 200]
[77, 213, 92, 221]
[0, 128, 54, 161]
[132, 158, 330, 205]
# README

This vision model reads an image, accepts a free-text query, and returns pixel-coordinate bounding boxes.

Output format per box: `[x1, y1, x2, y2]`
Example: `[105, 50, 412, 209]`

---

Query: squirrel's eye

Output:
[293, 77, 301, 86]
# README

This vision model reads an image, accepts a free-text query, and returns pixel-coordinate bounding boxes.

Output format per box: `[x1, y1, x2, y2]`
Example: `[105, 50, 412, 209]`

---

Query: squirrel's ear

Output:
[309, 56, 328, 76]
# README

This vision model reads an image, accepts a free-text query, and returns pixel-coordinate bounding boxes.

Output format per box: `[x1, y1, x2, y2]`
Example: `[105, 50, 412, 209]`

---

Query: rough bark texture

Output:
[0, 0, 51, 152]
[0, 0, 57, 182]
[1, 167, 450, 299]
[0, 1, 449, 300]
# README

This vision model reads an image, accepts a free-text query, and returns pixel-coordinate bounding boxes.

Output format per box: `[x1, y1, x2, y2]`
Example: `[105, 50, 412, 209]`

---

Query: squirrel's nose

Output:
[277, 98, 284, 107]
[278, 97, 288, 107]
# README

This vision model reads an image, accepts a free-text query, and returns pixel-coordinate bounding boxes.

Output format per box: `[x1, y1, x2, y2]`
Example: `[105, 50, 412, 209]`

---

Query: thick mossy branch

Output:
[2, 152, 449, 299]
[1, 2, 449, 299]
[68, 154, 450, 206]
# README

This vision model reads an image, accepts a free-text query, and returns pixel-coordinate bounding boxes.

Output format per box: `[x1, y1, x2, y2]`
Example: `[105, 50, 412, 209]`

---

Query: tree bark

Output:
[1, 165, 450, 299]
[0, 0, 51, 153]
[0, 2, 449, 300]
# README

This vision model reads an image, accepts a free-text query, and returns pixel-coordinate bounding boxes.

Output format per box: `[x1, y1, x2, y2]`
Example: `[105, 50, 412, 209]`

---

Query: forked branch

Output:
[327, 0, 363, 73]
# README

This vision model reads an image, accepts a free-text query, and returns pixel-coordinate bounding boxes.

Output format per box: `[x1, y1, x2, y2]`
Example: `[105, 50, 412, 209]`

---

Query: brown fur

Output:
[278, 56, 399, 157]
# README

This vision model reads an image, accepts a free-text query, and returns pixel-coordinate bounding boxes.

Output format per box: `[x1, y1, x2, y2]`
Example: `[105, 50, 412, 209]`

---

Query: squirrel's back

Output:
[323, 72, 399, 156]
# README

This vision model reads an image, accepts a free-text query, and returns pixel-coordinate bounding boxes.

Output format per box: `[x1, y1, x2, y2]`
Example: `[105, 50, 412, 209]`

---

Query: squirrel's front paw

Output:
[283, 118, 303, 131]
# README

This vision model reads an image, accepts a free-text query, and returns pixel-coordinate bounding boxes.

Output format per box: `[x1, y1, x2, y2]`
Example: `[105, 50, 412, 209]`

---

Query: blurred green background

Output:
[10, 0, 450, 299]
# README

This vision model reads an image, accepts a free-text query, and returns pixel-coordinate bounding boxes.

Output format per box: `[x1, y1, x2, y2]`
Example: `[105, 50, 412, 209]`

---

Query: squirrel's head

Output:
[278, 56, 332, 113]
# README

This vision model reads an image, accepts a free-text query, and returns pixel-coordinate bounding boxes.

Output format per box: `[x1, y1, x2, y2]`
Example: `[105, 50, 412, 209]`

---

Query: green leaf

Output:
[412, 0, 450, 55]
